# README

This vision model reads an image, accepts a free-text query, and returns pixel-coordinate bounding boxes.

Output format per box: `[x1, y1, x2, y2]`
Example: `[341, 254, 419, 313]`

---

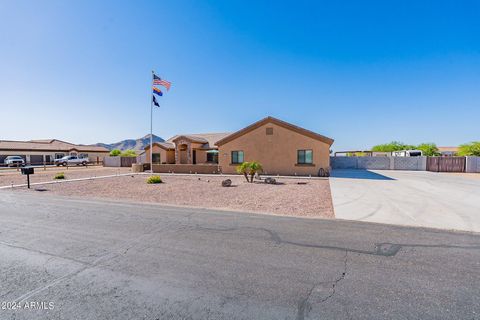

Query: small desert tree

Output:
[236, 162, 251, 182]
[371, 141, 416, 152]
[416, 143, 440, 156]
[248, 161, 263, 183]
[121, 149, 137, 157]
[458, 142, 480, 156]
[110, 149, 121, 156]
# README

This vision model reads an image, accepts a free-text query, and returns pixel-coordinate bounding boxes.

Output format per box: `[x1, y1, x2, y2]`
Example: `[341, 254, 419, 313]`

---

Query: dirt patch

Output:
[0, 166, 132, 187]
[11, 175, 334, 218]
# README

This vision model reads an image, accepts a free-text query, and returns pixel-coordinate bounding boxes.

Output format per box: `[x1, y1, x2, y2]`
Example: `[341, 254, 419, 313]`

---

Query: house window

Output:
[207, 152, 218, 163]
[231, 151, 244, 164]
[55, 153, 65, 159]
[152, 153, 161, 164]
[266, 127, 273, 135]
[297, 150, 313, 164]
[79, 153, 88, 159]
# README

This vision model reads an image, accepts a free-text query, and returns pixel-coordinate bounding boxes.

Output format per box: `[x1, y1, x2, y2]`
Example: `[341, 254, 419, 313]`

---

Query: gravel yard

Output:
[0, 166, 132, 187]
[10, 174, 334, 218]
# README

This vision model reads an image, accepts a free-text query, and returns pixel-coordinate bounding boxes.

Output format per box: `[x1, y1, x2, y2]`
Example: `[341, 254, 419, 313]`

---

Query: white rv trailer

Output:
[391, 150, 423, 157]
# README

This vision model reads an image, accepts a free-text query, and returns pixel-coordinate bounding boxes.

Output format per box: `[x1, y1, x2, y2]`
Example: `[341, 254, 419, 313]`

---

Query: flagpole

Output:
[150, 70, 154, 173]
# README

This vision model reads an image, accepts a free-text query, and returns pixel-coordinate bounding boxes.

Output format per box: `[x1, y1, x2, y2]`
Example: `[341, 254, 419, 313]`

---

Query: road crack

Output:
[296, 250, 348, 320]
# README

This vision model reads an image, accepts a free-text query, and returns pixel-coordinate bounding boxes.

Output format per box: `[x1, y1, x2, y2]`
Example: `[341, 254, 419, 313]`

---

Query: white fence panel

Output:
[466, 157, 480, 173]
[103, 156, 121, 167]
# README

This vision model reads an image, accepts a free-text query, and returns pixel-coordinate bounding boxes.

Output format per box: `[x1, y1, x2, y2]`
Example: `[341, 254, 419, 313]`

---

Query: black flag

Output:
[152, 95, 160, 107]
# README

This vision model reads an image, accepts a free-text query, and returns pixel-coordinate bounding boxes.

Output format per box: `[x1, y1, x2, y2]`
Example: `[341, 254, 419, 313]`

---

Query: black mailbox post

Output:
[21, 166, 34, 188]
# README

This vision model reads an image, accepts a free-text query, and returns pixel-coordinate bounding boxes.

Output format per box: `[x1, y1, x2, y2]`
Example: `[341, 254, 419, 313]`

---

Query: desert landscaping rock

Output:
[221, 179, 232, 187]
[11, 175, 334, 218]
[264, 177, 276, 184]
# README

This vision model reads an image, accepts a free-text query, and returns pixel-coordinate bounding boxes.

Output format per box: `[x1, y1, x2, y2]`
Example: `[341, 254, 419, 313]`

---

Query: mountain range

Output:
[95, 134, 165, 151]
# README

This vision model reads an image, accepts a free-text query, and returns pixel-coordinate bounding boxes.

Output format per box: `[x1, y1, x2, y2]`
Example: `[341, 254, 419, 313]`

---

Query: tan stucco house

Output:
[438, 146, 459, 157]
[145, 116, 334, 176]
[217, 117, 333, 176]
[0, 139, 109, 165]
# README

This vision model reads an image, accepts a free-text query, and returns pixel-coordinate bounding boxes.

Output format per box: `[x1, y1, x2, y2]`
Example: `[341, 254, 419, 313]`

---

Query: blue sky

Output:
[0, 1, 479, 151]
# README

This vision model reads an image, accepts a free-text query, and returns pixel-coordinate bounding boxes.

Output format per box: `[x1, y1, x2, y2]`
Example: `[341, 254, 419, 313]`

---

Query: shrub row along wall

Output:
[330, 156, 427, 171]
[152, 164, 221, 174]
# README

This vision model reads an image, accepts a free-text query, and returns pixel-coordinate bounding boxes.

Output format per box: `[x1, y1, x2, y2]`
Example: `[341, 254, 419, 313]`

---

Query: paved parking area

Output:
[330, 170, 480, 233]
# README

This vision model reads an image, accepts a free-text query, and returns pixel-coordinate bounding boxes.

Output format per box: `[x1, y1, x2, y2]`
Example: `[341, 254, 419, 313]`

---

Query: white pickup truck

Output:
[4, 156, 25, 167]
[54, 155, 89, 166]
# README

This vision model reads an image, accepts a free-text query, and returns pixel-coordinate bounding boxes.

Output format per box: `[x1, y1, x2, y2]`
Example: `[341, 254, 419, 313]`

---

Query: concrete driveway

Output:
[330, 170, 480, 233]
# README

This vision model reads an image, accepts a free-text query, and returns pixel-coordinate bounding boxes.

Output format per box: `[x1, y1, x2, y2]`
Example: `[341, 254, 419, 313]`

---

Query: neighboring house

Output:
[0, 139, 109, 165]
[145, 116, 334, 176]
[438, 146, 459, 157]
[145, 133, 231, 165]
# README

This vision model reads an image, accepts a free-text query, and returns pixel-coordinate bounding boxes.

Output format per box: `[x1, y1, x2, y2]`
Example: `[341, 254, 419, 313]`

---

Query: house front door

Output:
[192, 150, 196, 164]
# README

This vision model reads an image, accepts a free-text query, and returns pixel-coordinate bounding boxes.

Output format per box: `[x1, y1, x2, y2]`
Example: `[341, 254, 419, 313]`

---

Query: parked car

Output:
[54, 155, 88, 166]
[4, 156, 25, 167]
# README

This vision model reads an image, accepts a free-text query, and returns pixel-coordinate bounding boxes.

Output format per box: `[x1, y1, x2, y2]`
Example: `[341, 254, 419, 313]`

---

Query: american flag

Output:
[153, 74, 172, 91]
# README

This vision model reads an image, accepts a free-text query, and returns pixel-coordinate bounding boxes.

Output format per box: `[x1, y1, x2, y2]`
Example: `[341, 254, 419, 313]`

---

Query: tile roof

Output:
[145, 142, 175, 150]
[0, 139, 109, 152]
[168, 132, 232, 148]
[216, 116, 334, 146]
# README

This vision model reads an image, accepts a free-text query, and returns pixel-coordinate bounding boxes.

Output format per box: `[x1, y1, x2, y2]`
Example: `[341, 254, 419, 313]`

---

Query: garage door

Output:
[30, 155, 44, 165]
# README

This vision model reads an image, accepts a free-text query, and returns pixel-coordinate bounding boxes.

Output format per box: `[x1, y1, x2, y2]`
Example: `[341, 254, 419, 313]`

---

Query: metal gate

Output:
[120, 157, 137, 167]
[427, 157, 466, 172]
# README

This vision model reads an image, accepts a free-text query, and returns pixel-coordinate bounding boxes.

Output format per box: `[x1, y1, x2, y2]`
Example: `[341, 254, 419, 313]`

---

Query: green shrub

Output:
[416, 143, 440, 156]
[110, 149, 121, 156]
[236, 162, 250, 182]
[248, 161, 263, 183]
[236, 161, 263, 183]
[54, 172, 65, 180]
[121, 149, 137, 157]
[371, 141, 416, 152]
[147, 175, 162, 184]
[458, 141, 480, 156]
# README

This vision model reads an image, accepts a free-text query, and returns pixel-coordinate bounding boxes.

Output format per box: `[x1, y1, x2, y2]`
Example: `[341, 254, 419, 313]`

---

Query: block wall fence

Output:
[330, 156, 427, 171]
[331, 156, 480, 172]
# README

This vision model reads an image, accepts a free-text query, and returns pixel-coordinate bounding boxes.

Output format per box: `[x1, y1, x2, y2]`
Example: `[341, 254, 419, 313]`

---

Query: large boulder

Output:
[221, 179, 232, 187]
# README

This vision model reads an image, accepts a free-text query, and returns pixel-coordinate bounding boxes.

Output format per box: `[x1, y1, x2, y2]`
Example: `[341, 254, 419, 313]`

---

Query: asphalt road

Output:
[0, 192, 479, 320]
[330, 170, 480, 232]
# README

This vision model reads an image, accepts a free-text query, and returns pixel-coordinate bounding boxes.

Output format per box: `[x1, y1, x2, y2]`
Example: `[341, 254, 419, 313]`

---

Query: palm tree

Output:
[236, 162, 250, 182]
[248, 161, 263, 183]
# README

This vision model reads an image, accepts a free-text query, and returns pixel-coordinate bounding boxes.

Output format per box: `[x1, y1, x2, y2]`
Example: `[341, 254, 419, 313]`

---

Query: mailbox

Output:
[21, 166, 34, 175]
